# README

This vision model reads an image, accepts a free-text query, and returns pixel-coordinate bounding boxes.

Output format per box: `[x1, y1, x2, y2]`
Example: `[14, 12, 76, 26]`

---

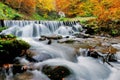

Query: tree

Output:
[93, 0, 120, 21]
[20, 0, 36, 15]
[55, 0, 83, 17]
[36, 0, 56, 18]
[4, 0, 23, 9]
[3, 0, 36, 15]
[38, 0, 55, 11]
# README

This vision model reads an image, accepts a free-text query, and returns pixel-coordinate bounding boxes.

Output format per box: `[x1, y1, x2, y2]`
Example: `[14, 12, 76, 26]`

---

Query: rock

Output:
[97, 46, 118, 54]
[40, 35, 63, 40]
[39, 36, 46, 41]
[25, 55, 38, 62]
[108, 54, 117, 62]
[0, 34, 16, 39]
[74, 33, 90, 38]
[33, 53, 52, 62]
[42, 65, 71, 80]
[47, 39, 52, 45]
[65, 36, 70, 38]
[58, 39, 75, 43]
[18, 50, 38, 63]
[1, 64, 28, 76]
[0, 50, 12, 66]
[87, 50, 100, 58]
[0, 38, 30, 66]
[64, 39, 75, 43]
[12, 65, 27, 75]
[14, 72, 33, 80]
[85, 25, 95, 35]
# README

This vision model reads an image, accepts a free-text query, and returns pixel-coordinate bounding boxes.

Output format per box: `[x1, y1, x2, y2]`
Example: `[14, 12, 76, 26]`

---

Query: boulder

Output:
[33, 53, 52, 62]
[42, 65, 71, 80]
[0, 36, 30, 66]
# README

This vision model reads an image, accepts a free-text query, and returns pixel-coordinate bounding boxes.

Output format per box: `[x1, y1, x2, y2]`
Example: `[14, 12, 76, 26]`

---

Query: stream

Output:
[0, 20, 120, 80]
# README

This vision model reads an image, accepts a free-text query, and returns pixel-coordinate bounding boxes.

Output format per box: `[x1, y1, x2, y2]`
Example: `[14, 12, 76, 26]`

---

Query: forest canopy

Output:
[0, 0, 120, 21]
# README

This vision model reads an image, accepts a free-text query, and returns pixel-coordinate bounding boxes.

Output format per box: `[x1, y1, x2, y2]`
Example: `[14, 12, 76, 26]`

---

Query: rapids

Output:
[0, 20, 120, 80]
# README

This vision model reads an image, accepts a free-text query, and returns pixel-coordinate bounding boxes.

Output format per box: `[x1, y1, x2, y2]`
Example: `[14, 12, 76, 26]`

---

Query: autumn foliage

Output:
[0, 0, 120, 21]
[4, 0, 22, 9]
[36, 0, 56, 18]
[20, 0, 36, 15]
[55, 0, 83, 17]
[92, 0, 120, 22]
[2, 0, 36, 15]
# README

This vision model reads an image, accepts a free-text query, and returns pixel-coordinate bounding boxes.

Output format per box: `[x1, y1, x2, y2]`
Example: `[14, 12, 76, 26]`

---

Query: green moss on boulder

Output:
[0, 34, 30, 65]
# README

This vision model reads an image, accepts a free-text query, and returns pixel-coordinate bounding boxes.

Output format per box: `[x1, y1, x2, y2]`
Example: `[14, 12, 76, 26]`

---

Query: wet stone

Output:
[42, 65, 71, 80]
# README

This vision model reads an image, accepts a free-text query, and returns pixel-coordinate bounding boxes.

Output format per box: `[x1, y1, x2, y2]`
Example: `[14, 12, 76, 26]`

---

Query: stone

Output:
[58, 39, 75, 43]
[39, 37, 46, 41]
[47, 39, 52, 45]
[74, 33, 90, 38]
[40, 35, 63, 40]
[42, 65, 71, 80]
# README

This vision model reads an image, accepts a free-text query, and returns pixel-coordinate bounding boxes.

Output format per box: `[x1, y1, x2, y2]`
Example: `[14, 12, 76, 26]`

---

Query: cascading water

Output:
[54, 26, 73, 36]
[1, 20, 120, 80]
[1, 20, 83, 37]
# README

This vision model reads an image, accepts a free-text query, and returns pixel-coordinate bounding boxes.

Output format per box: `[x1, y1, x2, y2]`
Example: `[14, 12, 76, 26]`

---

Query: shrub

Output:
[0, 27, 7, 32]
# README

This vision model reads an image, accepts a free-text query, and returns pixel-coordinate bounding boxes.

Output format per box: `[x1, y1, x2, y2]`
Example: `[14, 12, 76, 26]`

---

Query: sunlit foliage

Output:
[0, 0, 120, 21]
[36, 0, 56, 18]
[20, 0, 36, 15]
[2, 0, 36, 15]
[92, 0, 120, 21]
[37, 0, 55, 11]
[55, 0, 83, 17]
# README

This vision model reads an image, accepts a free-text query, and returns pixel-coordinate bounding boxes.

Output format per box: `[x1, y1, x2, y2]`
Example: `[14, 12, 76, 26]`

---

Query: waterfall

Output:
[1, 20, 120, 80]
[1, 20, 82, 37]
[54, 26, 73, 36]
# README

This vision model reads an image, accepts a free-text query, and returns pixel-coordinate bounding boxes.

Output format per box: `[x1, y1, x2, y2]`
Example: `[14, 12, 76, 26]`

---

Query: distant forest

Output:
[0, 0, 120, 21]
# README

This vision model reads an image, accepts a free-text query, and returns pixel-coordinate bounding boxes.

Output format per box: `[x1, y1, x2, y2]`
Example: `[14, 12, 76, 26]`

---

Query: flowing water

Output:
[2, 20, 80, 37]
[1, 20, 120, 80]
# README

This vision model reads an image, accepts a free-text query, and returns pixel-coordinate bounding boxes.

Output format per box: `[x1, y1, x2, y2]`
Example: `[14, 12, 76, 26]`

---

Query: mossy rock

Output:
[0, 27, 8, 32]
[0, 34, 16, 39]
[0, 35, 30, 65]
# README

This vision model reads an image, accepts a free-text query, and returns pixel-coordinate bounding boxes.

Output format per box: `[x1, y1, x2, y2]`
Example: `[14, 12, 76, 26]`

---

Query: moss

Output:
[0, 27, 8, 32]
[0, 34, 30, 64]
[0, 34, 16, 39]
